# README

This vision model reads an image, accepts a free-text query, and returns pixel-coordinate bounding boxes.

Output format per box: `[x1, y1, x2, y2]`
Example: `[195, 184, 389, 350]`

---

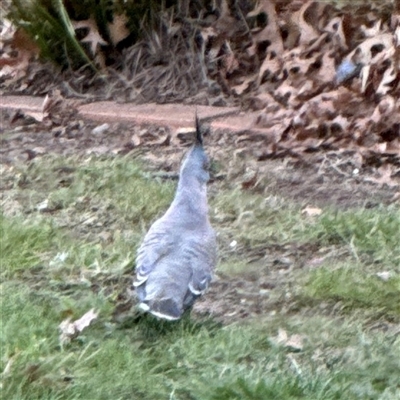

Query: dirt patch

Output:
[192, 239, 349, 323]
[260, 156, 399, 209]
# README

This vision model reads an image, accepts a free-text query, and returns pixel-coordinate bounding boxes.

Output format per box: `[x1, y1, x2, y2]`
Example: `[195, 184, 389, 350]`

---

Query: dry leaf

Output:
[74, 309, 98, 331]
[366, 165, 399, 187]
[361, 20, 382, 37]
[275, 329, 303, 352]
[11, 28, 39, 53]
[24, 111, 48, 122]
[307, 256, 327, 268]
[258, 56, 281, 82]
[223, 51, 239, 75]
[331, 115, 350, 131]
[360, 65, 371, 93]
[0, 55, 28, 80]
[376, 66, 396, 95]
[285, 334, 303, 352]
[276, 328, 288, 344]
[241, 172, 258, 190]
[317, 52, 336, 84]
[232, 75, 256, 95]
[348, 34, 394, 65]
[108, 14, 130, 45]
[98, 231, 112, 242]
[213, 0, 237, 38]
[302, 206, 322, 216]
[59, 309, 98, 344]
[72, 19, 107, 55]
[200, 26, 217, 44]
[2, 354, 17, 377]
[248, 0, 283, 56]
[324, 16, 348, 50]
[291, 1, 320, 46]
[0, 19, 16, 47]
[390, 192, 400, 203]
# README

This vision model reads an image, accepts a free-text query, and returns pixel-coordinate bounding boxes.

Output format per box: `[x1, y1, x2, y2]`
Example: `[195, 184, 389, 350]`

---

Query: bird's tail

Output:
[139, 298, 182, 321]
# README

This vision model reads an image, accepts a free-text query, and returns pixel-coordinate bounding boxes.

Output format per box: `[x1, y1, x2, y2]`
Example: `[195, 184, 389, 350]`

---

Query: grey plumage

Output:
[132, 116, 217, 320]
[335, 59, 362, 85]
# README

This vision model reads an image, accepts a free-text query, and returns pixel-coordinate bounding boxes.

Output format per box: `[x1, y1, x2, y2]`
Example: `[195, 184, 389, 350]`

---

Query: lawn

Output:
[1, 155, 399, 399]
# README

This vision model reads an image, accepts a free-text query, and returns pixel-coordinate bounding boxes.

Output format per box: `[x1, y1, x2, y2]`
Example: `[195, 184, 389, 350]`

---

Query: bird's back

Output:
[135, 210, 216, 319]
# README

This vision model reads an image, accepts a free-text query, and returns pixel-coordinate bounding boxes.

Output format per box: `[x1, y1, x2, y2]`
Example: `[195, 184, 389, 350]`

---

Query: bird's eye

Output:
[203, 160, 210, 170]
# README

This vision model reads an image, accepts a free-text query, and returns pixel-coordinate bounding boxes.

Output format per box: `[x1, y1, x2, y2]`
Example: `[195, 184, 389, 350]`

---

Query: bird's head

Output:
[180, 115, 210, 184]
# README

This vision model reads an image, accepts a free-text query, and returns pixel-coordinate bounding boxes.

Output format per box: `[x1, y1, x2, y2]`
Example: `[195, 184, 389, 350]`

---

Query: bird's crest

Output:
[195, 111, 203, 146]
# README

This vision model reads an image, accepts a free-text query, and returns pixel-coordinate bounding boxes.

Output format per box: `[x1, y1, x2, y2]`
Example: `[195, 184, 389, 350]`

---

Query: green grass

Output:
[301, 262, 400, 320]
[1, 154, 400, 399]
[306, 207, 400, 267]
[2, 282, 400, 400]
[2, 282, 399, 399]
[0, 214, 59, 277]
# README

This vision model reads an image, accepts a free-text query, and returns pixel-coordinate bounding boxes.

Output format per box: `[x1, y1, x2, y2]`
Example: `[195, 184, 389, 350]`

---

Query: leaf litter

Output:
[2, 0, 399, 170]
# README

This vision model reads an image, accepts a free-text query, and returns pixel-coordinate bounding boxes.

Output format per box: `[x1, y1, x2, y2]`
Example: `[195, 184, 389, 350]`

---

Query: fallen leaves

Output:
[59, 309, 98, 344]
[196, 0, 400, 166]
[0, 23, 40, 85]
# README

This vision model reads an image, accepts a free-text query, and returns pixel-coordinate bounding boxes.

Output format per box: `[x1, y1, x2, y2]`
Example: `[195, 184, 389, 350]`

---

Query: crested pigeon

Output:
[335, 59, 362, 85]
[132, 116, 217, 320]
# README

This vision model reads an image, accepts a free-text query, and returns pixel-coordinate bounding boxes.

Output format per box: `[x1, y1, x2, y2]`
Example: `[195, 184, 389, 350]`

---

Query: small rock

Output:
[376, 271, 392, 281]
[176, 127, 196, 135]
[229, 240, 237, 248]
[274, 257, 292, 267]
[37, 199, 49, 212]
[131, 134, 141, 147]
[92, 123, 110, 135]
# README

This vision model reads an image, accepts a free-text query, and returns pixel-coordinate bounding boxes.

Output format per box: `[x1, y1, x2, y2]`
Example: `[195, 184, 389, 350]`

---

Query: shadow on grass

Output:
[117, 309, 223, 341]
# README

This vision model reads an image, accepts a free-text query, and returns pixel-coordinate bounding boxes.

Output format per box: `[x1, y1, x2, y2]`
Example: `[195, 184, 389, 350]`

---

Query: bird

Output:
[335, 59, 362, 85]
[132, 115, 217, 320]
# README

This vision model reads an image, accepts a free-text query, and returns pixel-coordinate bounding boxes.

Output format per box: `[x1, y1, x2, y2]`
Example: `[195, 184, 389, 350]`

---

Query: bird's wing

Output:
[133, 221, 173, 287]
[187, 229, 217, 295]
